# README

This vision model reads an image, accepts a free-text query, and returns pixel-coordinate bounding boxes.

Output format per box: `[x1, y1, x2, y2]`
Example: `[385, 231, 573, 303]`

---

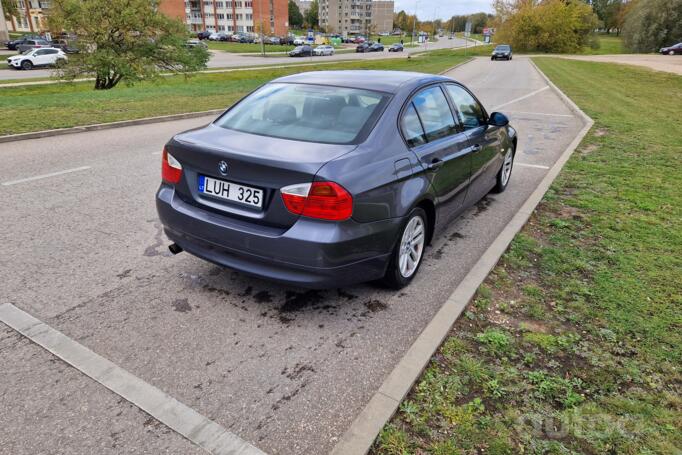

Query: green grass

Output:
[0, 48, 470, 135]
[580, 34, 626, 55]
[373, 58, 681, 454]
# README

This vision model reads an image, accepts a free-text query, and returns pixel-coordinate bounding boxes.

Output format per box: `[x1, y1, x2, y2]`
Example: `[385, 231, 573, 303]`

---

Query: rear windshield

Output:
[215, 83, 390, 144]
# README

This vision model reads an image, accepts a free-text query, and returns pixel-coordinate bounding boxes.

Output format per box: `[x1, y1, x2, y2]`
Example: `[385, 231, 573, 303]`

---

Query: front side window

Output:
[444, 84, 487, 130]
[215, 83, 390, 144]
[411, 86, 458, 142]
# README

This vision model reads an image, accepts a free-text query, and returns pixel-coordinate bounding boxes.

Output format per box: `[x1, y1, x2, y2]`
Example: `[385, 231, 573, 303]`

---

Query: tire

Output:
[491, 56, 494, 60]
[670, 50, 675, 55]
[21, 60, 33, 70]
[381, 207, 428, 289]
[492, 146, 515, 193]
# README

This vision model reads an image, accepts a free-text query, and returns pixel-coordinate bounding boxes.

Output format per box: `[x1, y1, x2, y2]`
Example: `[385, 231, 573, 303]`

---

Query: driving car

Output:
[356, 42, 371, 52]
[288, 45, 313, 57]
[660, 43, 682, 55]
[491, 44, 512, 60]
[314, 45, 335, 56]
[388, 43, 404, 52]
[7, 48, 67, 70]
[156, 70, 517, 289]
[368, 43, 384, 52]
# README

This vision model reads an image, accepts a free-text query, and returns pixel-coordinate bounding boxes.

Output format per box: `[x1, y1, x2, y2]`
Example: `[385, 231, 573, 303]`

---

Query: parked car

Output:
[185, 39, 208, 49]
[288, 45, 313, 57]
[4, 35, 43, 50]
[216, 32, 230, 41]
[388, 43, 404, 52]
[356, 42, 370, 52]
[353, 36, 366, 44]
[660, 43, 682, 55]
[208, 32, 221, 41]
[7, 48, 68, 70]
[491, 44, 512, 60]
[197, 31, 212, 40]
[16, 39, 51, 54]
[51, 39, 80, 54]
[280, 35, 295, 46]
[156, 70, 517, 288]
[293, 37, 305, 45]
[313, 45, 335, 56]
[267, 36, 281, 45]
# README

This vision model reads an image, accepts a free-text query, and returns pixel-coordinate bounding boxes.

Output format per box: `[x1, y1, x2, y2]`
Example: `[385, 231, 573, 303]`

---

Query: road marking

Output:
[0, 303, 265, 455]
[151, 151, 162, 155]
[2, 166, 91, 186]
[505, 110, 574, 118]
[492, 86, 550, 111]
[515, 162, 550, 170]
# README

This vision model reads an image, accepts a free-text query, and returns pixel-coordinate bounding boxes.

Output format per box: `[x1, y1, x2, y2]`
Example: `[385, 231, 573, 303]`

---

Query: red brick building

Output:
[160, 0, 289, 36]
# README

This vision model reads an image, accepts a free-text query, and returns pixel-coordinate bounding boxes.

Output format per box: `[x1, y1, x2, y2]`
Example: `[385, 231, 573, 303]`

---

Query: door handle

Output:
[427, 158, 445, 170]
[471, 144, 483, 153]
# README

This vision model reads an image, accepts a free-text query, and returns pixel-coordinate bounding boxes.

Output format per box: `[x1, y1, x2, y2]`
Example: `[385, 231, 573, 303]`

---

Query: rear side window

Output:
[400, 103, 426, 147]
[445, 84, 487, 130]
[411, 86, 458, 142]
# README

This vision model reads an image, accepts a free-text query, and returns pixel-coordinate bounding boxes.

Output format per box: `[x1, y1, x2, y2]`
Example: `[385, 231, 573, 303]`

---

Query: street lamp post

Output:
[411, 0, 418, 47]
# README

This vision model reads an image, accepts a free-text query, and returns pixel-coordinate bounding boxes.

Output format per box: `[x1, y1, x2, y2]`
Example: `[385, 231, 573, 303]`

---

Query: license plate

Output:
[198, 175, 263, 208]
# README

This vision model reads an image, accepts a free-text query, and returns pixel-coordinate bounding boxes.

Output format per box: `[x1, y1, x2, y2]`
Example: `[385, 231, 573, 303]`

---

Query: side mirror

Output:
[488, 112, 509, 127]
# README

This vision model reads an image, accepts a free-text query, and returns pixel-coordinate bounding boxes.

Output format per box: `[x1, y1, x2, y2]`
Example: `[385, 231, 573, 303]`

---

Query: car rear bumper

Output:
[156, 185, 401, 288]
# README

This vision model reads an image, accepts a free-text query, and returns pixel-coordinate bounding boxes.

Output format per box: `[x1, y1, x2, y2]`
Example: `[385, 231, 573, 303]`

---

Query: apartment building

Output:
[318, 0, 393, 35]
[4, 0, 50, 33]
[172, 0, 289, 35]
[3, 0, 288, 36]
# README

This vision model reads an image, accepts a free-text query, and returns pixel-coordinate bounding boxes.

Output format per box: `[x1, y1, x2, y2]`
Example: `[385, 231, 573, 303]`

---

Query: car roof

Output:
[272, 70, 453, 94]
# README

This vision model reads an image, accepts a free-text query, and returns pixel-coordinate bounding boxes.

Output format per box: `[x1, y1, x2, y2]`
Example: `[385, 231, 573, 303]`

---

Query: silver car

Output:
[314, 45, 335, 56]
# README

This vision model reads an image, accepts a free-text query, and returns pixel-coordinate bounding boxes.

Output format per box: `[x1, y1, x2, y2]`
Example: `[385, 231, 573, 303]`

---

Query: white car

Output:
[313, 45, 334, 56]
[208, 32, 221, 41]
[293, 37, 305, 45]
[7, 48, 67, 70]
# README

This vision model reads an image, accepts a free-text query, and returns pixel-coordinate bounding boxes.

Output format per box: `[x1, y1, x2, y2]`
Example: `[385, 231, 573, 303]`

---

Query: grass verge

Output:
[373, 58, 681, 454]
[0, 48, 471, 136]
[580, 35, 626, 55]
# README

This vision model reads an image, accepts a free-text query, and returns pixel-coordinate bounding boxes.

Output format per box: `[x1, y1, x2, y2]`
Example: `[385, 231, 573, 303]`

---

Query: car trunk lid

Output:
[167, 124, 357, 229]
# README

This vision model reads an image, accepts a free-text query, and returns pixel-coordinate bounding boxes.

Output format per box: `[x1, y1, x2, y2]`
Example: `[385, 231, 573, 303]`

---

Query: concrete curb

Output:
[0, 110, 225, 144]
[329, 58, 594, 455]
[0, 57, 475, 145]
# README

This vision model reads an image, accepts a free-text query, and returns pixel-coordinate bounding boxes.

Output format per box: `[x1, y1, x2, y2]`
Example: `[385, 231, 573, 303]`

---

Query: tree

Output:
[493, 0, 599, 53]
[592, 0, 624, 34]
[48, 0, 209, 90]
[622, 0, 682, 52]
[2, 0, 18, 21]
[288, 0, 304, 29]
[304, 0, 319, 29]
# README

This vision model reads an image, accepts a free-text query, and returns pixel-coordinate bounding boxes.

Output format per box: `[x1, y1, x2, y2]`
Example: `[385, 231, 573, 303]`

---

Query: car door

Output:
[444, 83, 504, 203]
[31, 49, 48, 65]
[401, 85, 473, 226]
[41, 49, 59, 65]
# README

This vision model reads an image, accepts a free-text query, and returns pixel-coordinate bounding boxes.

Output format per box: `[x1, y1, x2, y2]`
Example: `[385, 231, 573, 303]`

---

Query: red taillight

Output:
[162, 147, 183, 184]
[281, 181, 353, 221]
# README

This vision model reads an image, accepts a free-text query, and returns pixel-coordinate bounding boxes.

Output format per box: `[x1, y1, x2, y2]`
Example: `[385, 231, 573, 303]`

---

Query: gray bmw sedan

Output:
[156, 70, 517, 288]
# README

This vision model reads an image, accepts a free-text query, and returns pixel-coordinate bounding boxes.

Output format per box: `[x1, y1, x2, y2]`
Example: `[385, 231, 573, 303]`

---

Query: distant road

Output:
[0, 37, 471, 82]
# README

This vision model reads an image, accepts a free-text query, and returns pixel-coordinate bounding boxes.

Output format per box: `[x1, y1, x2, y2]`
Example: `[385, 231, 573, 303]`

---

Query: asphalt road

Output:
[0, 37, 470, 81]
[0, 57, 585, 454]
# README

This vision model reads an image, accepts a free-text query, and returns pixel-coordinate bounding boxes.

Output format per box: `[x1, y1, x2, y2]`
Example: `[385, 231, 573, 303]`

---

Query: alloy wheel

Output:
[398, 215, 425, 278]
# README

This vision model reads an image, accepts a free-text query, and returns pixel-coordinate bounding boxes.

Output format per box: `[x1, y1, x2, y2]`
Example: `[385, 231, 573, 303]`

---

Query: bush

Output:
[622, 0, 682, 52]
[493, 0, 599, 53]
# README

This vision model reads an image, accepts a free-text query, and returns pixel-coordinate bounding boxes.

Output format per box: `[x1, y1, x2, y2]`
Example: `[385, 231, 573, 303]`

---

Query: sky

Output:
[393, 0, 494, 20]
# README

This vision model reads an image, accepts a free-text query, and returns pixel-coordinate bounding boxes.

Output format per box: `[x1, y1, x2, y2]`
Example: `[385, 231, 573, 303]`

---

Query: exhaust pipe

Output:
[168, 243, 183, 255]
